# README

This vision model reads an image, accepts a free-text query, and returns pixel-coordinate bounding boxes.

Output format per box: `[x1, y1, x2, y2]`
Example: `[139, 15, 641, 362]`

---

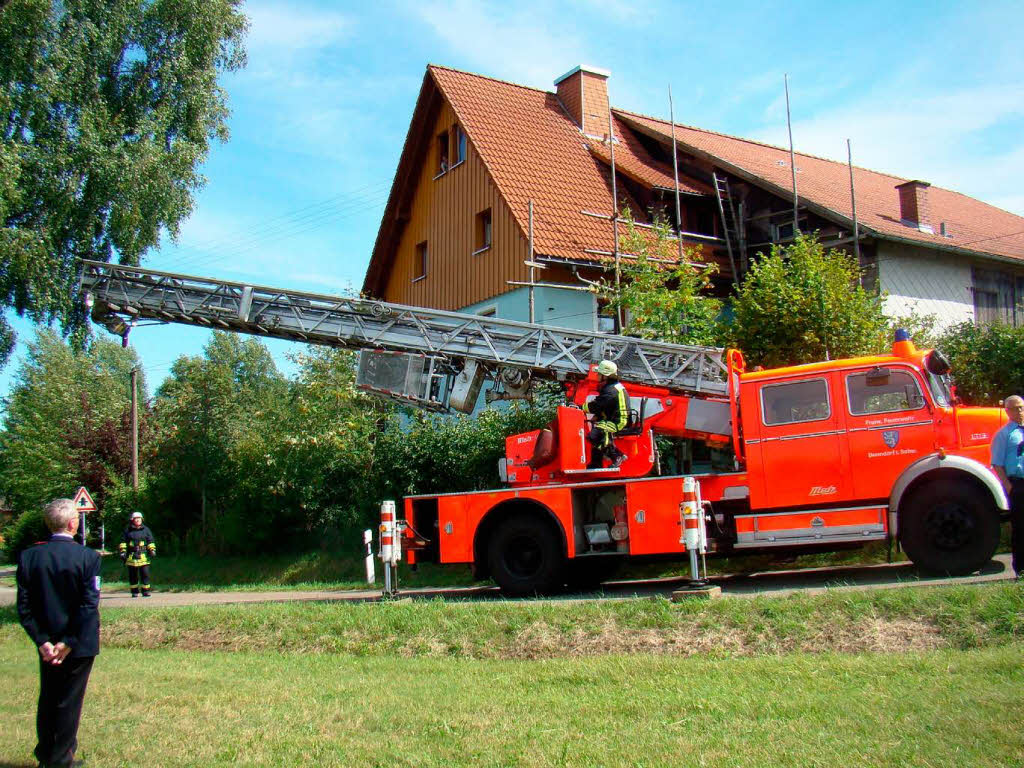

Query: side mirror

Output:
[926, 350, 952, 376]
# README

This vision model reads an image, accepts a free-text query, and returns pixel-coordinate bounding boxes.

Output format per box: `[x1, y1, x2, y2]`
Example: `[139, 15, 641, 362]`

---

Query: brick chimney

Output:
[554, 65, 611, 138]
[895, 180, 933, 233]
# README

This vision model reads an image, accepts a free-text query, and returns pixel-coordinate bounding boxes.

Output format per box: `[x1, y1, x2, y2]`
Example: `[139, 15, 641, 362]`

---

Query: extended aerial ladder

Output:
[79, 260, 730, 415]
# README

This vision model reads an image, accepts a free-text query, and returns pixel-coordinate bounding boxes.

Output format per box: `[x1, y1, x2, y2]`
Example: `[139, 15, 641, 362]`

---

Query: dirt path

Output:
[1, 554, 1015, 609]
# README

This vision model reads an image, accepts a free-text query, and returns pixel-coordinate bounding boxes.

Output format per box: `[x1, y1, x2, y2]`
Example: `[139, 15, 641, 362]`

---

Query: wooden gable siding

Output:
[381, 101, 529, 310]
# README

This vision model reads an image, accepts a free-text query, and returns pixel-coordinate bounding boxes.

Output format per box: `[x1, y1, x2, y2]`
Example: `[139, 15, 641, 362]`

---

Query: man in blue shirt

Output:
[990, 394, 1024, 579]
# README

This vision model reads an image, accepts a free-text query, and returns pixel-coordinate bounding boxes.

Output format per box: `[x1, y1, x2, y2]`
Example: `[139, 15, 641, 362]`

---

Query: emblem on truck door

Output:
[882, 430, 900, 448]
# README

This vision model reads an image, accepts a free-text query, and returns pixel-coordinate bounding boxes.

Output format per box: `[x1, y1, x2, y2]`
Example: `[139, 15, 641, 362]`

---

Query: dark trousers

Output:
[586, 425, 624, 467]
[1010, 479, 1024, 575]
[35, 655, 94, 766]
[128, 564, 151, 595]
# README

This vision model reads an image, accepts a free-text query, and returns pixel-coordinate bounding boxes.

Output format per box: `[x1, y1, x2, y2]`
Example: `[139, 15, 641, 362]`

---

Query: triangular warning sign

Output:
[72, 486, 97, 513]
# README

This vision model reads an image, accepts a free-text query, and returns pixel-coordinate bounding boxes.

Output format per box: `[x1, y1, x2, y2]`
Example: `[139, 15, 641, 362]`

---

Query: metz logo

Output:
[809, 485, 837, 497]
[516, 436, 533, 444]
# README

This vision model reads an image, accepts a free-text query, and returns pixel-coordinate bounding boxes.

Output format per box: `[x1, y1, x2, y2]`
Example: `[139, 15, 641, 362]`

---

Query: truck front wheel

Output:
[487, 514, 564, 596]
[900, 482, 1000, 575]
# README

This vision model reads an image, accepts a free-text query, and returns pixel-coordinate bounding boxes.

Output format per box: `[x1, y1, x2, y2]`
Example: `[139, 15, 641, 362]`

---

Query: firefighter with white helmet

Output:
[119, 512, 156, 597]
[583, 360, 629, 469]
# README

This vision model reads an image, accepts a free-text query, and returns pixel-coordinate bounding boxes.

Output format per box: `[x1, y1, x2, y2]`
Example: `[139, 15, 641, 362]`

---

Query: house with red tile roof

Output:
[363, 64, 1024, 333]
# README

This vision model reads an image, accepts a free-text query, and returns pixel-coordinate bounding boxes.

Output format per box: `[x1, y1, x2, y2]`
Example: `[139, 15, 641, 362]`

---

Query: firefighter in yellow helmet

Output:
[118, 512, 156, 597]
[583, 360, 629, 469]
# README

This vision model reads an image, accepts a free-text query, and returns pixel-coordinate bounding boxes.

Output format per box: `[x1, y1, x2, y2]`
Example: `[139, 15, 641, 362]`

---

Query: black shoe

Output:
[585, 462, 603, 470]
[610, 454, 626, 469]
[131, 593, 139, 598]
[142, 592, 152, 597]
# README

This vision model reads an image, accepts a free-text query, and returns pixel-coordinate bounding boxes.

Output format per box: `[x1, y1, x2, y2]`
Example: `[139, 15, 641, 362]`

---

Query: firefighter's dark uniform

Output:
[119, 524, 156, 597]
[584, 377, 629, 468]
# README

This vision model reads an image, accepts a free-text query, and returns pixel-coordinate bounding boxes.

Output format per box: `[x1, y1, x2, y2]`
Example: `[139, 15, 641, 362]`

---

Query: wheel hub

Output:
[504, 534, 543, 577]
[925, 502, 976, 551]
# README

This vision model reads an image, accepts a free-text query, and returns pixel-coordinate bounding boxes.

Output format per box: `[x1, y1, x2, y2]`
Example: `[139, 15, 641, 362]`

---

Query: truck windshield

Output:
[926, 370, 951, 407]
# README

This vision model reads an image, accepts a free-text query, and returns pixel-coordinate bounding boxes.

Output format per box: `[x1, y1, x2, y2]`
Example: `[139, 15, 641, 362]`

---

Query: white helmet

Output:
[596, 360, 617, 377]
[130, 512, 143, 521]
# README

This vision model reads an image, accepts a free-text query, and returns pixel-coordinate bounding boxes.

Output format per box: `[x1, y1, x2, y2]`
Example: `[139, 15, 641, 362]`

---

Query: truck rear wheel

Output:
[900, 482, 1000, 575]
[487, 514, 564, 596]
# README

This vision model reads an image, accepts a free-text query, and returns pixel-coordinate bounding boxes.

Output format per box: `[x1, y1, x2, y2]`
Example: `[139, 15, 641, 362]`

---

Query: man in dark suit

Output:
[17, 498, 101, 768]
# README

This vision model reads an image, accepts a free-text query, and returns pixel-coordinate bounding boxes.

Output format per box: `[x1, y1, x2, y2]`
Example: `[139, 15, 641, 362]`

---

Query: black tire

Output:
[564, 557, 623, 591]
[487, 514, 564, 596]
[900, 481, 1000, 575]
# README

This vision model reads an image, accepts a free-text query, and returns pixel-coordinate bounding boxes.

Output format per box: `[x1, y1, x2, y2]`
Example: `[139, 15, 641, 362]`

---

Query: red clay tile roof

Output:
[617, 110, 1024, 263]
[366, 66, 1024, 297]
[429, 65, 627, 264]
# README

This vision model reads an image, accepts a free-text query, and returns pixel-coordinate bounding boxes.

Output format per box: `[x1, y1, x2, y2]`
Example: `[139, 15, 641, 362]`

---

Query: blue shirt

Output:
[991, 421, 1024, 478]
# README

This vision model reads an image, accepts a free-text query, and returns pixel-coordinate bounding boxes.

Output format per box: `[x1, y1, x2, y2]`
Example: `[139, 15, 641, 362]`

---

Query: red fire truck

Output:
[401, 332, 1008, 594]
[80, 262, 1009, 596]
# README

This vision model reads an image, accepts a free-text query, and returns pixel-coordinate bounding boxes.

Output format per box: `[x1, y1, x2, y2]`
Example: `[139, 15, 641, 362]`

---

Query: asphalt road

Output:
[1, 554, 1016, 608]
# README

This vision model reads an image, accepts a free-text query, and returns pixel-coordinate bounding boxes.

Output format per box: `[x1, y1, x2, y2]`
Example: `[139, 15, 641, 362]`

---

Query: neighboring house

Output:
[363, 64, 1024, 333]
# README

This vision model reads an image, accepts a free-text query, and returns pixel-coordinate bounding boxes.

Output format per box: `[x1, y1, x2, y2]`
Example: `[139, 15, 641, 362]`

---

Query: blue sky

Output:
[4, 0, 1023, 401]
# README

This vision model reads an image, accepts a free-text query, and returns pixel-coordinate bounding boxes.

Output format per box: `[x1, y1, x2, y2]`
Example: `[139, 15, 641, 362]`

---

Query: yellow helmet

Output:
[596, 360, 617, 377]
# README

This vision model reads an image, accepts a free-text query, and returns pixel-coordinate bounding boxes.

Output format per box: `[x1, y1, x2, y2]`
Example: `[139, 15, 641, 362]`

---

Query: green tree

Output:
[0, 328, 144, 514]
[730, 234, 887, 368]
[0, 0, 247, 363]
[603, 209, 722, 346]
[226, 346, 390, 552]
[936, 321, 1024, 405]
[151, 332, 286, 553]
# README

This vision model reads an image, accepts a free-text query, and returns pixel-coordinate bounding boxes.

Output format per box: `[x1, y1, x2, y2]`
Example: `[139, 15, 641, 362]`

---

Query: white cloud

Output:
[244, 2, 353, 60]
[750, 82, 1024, 216]
[408, 0, 589, 89]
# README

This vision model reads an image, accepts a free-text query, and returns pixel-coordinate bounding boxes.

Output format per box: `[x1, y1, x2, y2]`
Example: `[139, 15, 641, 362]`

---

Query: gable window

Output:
[436, 132, 449, 175]
[474, 208, 492, 254]
[453, 125, 467, 166]
[972, 267, 1024, 326]
[413, 241, 428, 282]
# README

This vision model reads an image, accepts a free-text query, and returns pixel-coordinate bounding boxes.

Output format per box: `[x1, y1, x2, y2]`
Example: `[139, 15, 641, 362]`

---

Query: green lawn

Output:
[1, 639, 1021, 767]
[3, 580, 1022, 766]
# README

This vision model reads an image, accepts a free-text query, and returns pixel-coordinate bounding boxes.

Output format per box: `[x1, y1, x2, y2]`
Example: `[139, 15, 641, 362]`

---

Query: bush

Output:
[730, 234, 887, 368]
[938, 321, 1024, 405]
[4, 508, 50, 562]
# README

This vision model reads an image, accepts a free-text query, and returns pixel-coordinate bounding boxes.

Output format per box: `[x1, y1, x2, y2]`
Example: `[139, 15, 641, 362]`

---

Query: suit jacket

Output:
[17, 534, 101, 658]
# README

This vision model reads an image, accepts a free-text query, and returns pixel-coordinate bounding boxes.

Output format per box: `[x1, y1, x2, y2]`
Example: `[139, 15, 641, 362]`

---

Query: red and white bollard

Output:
[379, 500, 402, 597]
[363, 529, 375, 585]
[680, 476, 707, 586]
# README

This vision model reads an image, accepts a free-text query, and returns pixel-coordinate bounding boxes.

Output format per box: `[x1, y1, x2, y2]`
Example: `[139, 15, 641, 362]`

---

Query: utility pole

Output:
[131, 365, 139, 490]
[121, 326, 139, 491]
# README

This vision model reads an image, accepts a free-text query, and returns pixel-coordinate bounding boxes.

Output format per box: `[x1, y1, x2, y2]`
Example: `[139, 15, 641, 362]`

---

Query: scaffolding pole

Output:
[607, 106, 622, 330]
[785, 74, 799, 235]
[847, 139, 860, 263]
[669, 85, 684, 264]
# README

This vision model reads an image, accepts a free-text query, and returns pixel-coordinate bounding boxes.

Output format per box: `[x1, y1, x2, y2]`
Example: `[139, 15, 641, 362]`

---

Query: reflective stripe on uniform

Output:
[613, 383, 628, 431]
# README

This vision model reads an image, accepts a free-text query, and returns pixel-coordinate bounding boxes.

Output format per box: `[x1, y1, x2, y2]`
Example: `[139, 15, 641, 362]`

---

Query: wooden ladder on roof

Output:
[712, 173, 744, 284]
